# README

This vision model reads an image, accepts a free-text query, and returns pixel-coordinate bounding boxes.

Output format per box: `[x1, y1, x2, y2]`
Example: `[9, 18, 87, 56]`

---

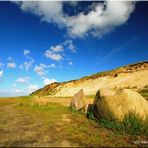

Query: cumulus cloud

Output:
[20, 50, 34, 70]
[44, 78, 57, 85]
[0, 70, 3, 78]
[24, 50, 30, 55]
[51, 45, 63, 52]
[45, 40, 76, 61]
[16, 77, 29, 84]
[14, 1, 136, 38]
[66, 1, 136, 38]
[34, 65, 45, 77]
[48, 63, 56, 68]
[20, 60, 34, 70]
[45, 50, 63, 61]
[7, 57, 17, 68]
[34, 63, 56, 77]
[40, 63, 56, 68]
[7, 62, 16, 68]
[68, 61, 73, 66]
[63, 39, 76, 52]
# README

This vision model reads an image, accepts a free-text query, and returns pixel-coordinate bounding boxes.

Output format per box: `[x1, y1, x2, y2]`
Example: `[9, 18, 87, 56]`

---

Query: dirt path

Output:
[0, 103, 77, 147]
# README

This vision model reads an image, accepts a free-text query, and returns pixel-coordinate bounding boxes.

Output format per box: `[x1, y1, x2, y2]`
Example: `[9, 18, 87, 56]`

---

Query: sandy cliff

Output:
[31, 61, 148, 97]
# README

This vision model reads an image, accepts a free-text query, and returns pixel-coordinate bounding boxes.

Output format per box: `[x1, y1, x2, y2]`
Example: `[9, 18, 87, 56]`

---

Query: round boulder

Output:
[93, 88, 148, 121]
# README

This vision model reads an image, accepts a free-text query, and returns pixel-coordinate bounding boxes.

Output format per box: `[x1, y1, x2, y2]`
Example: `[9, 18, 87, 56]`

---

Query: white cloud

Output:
[48, 63, 56, 68]
[64, 39, 76, 52]
[44, 78, 57, 85]
[15, 89, 24, 93]
[28, 84, 39, 92]
[51, 45, 63, 52]
[0, 70, 3, 78]
[24, 60, 33, 70]
[7, 62, 16, 68]
[68, 61, 73, 66]
[34, 63, 56, 77]
[45, 50, 63, 61]
[66, 1, 136, 38]
[16, 77, 29, 84]
[34, 65, 45, 77]
[40, 63, 56, 68]
[69, 43, 76, 53]
[24, 50, 30, 55]
[14, 1, 136, 38]
[20, 51, 34, 70]
[45, 40, 76, 62]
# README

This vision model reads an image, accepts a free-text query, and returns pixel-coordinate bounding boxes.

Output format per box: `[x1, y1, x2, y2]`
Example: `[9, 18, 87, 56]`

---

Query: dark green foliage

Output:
[87, 111, 96, 120]
[123, 112, 146, 135]
[87, 111, 148, 136]
[99, 118, 124, 133]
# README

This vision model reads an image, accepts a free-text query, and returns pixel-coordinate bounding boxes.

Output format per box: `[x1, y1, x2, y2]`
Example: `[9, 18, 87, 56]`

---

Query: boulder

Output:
[70, 89, 88, 113]
[93, 88, 148, 121]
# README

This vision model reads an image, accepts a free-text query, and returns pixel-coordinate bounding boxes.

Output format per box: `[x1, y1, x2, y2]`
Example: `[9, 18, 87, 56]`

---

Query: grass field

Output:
[0, 96, 148, 147]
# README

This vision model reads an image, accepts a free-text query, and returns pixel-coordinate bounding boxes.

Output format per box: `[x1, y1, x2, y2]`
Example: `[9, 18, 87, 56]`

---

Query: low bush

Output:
[88, 111, 148, 136]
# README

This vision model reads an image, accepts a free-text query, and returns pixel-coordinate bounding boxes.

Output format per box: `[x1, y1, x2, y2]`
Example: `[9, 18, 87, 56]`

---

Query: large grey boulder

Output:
[70, 89, 88, 113]
[93, 88, 148, 121]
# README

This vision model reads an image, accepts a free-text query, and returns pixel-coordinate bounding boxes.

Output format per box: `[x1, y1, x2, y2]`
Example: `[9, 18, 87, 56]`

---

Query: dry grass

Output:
[0, 97, 147, 147]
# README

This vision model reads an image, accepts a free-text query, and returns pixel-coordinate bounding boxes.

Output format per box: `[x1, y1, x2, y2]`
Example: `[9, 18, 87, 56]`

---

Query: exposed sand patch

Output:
[54, 70, 148, 97]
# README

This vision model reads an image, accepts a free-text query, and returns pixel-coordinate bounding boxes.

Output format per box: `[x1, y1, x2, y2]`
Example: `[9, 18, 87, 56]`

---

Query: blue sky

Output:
[0, 1, 148, 97]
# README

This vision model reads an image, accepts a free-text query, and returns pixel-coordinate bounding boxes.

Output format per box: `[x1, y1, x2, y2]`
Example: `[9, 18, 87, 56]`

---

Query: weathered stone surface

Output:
[93, 88, 148, 121]
[70, 89, 88, 113]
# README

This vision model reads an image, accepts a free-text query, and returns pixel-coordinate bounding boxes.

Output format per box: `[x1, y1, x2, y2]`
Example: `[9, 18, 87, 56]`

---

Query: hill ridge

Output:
[31, 61, 148, 97]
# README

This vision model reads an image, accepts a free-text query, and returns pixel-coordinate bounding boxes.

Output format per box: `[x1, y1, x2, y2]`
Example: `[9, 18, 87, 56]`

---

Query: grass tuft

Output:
[94, 112, 148, 136]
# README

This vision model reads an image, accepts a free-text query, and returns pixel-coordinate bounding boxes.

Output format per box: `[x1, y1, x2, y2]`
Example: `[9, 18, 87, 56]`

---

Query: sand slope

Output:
[31, 61, 148, 97]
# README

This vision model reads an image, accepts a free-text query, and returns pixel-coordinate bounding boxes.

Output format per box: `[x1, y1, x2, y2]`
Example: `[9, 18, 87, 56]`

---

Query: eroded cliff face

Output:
[31, 61, 148, 97]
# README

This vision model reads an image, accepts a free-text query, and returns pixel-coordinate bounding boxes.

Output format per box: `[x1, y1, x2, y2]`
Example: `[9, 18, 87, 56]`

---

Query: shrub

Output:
[87, 111, 96, 120]
[99, 118, 124, 134]
[123, 112, 145, 136]
[88, 111, 148, 136]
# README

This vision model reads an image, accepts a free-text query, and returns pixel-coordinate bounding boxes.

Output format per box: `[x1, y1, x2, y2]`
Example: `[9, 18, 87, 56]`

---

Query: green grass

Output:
[87, 110, 148, 136]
